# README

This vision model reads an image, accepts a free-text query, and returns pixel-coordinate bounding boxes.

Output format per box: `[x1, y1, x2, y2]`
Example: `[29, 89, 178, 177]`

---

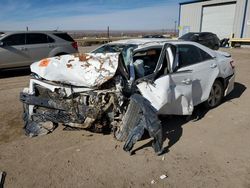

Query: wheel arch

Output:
[215, 77, 225, 90]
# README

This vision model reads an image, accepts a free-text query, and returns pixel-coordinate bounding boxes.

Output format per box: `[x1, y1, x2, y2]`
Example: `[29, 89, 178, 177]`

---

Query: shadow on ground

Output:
[132, 82, 246, 155]
[0, 67, 31, 79]
[224, 82, 246, 101]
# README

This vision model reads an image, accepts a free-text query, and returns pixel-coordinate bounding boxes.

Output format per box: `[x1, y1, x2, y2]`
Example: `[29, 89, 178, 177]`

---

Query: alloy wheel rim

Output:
[207, 83, 222, 107]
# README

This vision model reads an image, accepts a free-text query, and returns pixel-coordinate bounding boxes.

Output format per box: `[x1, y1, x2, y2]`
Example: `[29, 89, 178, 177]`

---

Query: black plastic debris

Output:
[122, 94, 163, 155]
[0, 171, 6, 188]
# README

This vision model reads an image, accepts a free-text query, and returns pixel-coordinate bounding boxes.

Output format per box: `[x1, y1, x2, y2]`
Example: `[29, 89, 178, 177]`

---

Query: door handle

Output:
[210, 63, 217, 68]
[181, 78, 191, 85]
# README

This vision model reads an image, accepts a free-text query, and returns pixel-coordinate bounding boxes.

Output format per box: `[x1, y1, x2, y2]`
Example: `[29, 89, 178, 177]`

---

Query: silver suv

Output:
[0, 31, 78, 69]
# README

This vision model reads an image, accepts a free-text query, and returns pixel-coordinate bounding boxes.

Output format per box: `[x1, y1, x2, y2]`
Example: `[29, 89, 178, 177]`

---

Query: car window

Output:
[177, 44, 202, 67]
[179, 33, 193, 40]
[2, 34, 25, 46]
[26, 33, 50, 44]
[92, 44, 137, 53]
[200, 49, 213, 61]
[53, 33, 74, 42]
[198, 33, 207, 40]
[93, 45, 122, 53]
[47, 35, 55, 43]
[133, 48, 161, 76]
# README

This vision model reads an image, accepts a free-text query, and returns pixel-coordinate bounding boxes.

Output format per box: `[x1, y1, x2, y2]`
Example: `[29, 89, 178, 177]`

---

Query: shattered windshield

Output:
[92, 44, 138, 66]
[92, 44, 137, 54]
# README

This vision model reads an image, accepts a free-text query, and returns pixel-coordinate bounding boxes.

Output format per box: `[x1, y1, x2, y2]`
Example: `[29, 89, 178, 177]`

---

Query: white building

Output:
[179, 0, 250, 39]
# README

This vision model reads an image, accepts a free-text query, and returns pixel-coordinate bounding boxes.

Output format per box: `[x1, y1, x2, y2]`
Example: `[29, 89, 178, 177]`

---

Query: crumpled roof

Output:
[30, 53, 119, 87]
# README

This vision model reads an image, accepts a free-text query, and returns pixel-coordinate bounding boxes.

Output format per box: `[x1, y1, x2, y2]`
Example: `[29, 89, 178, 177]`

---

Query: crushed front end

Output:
[20, 52, 163, 155]
[20, 75, 127, 136]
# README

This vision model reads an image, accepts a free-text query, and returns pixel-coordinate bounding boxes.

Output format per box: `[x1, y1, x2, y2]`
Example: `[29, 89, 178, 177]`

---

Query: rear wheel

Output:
[204, 80, 224, 109]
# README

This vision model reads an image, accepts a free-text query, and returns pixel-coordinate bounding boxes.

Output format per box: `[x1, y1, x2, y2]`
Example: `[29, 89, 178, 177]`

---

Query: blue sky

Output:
[0, 0, 188, 30]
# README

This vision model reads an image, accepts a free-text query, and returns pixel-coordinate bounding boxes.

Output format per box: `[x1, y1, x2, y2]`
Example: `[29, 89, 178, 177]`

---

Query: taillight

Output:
[230, 60, 235, 69]
[72, 41, 78, 51]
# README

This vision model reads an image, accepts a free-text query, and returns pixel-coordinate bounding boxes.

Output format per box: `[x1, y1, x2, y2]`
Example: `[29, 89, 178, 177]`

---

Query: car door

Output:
[137, 44, 194, 115]
[0, 33, 31, 68]
[176, 44, 219, 105]
[25, 33, 54, 62]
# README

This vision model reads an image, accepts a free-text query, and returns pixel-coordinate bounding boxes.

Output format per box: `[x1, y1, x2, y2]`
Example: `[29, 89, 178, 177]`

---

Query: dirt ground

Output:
[0, 47, 249, 188]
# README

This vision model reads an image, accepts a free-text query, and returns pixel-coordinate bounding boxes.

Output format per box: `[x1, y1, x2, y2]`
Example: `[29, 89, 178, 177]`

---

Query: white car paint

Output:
[30, 53, 119, 87]
[135, 41, 235, 115]
[27, 39, 235, 116]
[137, 71, 194, 115]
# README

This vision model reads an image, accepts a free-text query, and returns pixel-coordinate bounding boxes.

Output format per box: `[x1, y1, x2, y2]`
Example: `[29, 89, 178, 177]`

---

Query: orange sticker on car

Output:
[39, 59, 50, 67]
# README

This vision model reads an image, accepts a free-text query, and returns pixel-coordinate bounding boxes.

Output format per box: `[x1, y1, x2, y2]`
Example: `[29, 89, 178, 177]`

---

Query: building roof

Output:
[180, 0, 211, 5]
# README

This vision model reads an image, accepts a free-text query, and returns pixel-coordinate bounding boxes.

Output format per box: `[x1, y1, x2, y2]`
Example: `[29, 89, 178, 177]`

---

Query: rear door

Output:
[0, 33, 31, 68]
[176, 44, 219, 105]
[137, 44, 194, 115]
[26, 33, 54, 62]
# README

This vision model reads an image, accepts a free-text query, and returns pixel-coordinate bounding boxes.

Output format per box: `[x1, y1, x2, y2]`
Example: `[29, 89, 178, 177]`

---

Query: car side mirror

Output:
[0, 41, 4, 46]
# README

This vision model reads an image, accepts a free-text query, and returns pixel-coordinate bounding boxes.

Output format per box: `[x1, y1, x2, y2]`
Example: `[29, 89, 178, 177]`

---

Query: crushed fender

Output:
[121, 94, 163, 155]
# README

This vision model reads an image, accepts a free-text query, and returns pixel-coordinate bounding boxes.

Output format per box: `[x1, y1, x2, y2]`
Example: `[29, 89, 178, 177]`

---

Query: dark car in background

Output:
[179, 32, 220, 50]
[143, 34, 165, 38]
[0, 31, 78, 69]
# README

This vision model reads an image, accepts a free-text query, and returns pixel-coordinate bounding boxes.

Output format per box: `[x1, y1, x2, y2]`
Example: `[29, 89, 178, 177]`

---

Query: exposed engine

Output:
[20, 75, 128, 135]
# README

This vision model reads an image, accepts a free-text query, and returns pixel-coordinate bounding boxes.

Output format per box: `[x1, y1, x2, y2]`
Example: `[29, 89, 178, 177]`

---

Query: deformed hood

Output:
[30, 53, 119, 87]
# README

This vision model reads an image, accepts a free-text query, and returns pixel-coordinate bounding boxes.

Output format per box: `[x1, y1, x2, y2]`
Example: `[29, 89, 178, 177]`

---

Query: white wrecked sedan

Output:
[20, 39, 235, 154]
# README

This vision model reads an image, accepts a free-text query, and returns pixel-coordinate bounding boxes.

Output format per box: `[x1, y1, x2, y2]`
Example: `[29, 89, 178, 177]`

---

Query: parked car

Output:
[0, 31, 78, 69]
[20, 39, 235, 154]
[179, 32, 220, 50]
[143, 34, 165, 38]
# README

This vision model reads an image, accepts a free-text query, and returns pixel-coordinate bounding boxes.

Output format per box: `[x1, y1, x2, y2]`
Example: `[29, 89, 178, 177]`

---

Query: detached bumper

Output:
[224, 73, 235, 96]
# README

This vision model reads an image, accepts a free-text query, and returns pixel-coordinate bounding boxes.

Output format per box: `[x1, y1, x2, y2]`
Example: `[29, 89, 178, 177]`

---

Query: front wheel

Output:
[204, 80, 224, 109]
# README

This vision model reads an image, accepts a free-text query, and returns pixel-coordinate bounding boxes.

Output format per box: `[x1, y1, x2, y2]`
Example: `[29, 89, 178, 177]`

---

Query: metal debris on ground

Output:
[151, 180, 156, 184]
[0, 171, 6, 188]
[162, 155, 165, 161]
[160, 174, 167, 180]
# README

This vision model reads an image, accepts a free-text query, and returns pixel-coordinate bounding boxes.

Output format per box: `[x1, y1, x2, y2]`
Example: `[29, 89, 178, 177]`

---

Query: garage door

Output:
[201, 3, 236, 39]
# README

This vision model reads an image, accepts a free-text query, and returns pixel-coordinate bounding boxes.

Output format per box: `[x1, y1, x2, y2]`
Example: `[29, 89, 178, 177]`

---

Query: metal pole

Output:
[107, 26, 110, 41]
[174, 21, 177, 35]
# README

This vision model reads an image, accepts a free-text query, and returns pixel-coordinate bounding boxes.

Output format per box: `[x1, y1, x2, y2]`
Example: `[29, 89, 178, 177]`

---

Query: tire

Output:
[204, 80, 224, 109]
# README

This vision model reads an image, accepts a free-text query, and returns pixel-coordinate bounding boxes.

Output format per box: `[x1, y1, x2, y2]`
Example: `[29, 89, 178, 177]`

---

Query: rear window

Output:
[179, 33, 197, 40]
[53, 33, 74, 42]
[26, 33, 54, 44]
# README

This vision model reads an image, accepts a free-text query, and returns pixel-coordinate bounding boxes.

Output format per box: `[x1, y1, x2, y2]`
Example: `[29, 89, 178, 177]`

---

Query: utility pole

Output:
[174, 21, 177, 36]
[107, 26, 110, 41]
